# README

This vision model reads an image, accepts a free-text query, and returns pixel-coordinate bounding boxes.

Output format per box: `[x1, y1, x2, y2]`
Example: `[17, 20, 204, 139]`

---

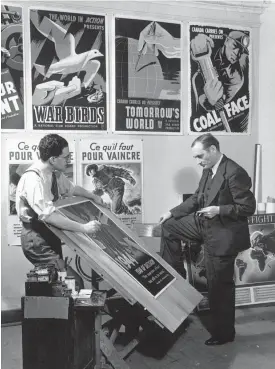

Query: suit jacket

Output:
[170, 155, 256, 256]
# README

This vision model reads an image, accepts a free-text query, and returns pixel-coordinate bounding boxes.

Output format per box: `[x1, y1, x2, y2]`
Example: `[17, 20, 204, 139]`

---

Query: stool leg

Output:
[94, 311, 101, 369]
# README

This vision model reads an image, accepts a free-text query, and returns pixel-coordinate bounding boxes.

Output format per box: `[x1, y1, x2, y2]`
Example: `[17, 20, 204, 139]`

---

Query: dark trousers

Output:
[21, 220, 84, 290]
[110, 185, 131, 214]
[21, 220, 63, 266]
[160, 213, 236, 339]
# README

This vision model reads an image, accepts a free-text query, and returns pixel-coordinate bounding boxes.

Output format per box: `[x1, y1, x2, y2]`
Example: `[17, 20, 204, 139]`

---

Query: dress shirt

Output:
[16, 162, 75, 221]
[211, 154, 224, 178]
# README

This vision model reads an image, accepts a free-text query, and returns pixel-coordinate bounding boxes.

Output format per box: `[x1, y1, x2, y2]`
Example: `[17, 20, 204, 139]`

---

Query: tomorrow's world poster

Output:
[114, 16, 182, 134]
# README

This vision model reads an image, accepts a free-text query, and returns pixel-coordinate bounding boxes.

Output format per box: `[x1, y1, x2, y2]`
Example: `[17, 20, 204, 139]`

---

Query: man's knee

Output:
[161, 217, 175, 235]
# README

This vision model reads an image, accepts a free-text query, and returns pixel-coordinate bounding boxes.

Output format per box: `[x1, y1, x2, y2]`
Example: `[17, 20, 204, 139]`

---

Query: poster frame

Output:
[187, 21, 252, 135]
[28, 5, 109, 133]
[1, 3, 25, 131]
[79, 137, 144, 227]
[48, 195, 203, 332]
[111, 13, 184, 135]
[57, 198, 175, 298]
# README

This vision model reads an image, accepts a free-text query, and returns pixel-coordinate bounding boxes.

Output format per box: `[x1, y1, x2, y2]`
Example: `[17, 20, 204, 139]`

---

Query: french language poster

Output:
[80, 138, 143, 227]
[30, 8, 107, 130]
[1, 4, 24, 129]
[188, 23, 251, 134]
[7, 136, 76, 246]
[114, 16, 182, 134]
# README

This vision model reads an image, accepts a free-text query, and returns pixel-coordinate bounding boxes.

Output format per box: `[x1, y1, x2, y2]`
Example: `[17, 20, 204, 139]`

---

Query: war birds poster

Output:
[30, 9, 107, 130]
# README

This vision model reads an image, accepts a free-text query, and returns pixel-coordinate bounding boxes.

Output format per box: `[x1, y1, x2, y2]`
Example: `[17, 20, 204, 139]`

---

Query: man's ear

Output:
[210, 145, 217, 153]
[49, 157, 55, 165]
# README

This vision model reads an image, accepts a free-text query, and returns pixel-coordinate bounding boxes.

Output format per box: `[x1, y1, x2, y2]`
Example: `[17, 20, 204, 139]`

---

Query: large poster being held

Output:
[80, 138, 143, 227]
[58, 199, 174, 296]
[1, 5, 24, 129]
[114, 17, 182, 134]
[189, 23, 251, 134]
[30, 9, 107, 131]
[49, 196, 203, 332]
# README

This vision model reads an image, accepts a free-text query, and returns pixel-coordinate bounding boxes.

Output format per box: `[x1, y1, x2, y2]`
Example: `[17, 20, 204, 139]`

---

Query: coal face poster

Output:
[189, 23, 251, 134]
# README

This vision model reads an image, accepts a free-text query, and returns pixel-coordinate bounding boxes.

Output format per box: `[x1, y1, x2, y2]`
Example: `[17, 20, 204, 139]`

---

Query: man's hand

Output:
[83, 220, 101, 235]
[197, 206, 219, 219]
[190, 34, 214, 56]
[204, 78, 224, 106]
[32, 80, 64, 105]
[91, 195, 110, 209]
[51, 76, 81, 105]
[159, 211, 172, 224]
[129, 177, 136, 186]
[138, 21, 180, 59]
[102, 202, 111, 209]
[92, 194, 105, 206]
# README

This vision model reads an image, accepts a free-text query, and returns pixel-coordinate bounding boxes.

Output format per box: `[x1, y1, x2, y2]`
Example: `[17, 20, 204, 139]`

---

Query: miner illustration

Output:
[191, 30, 249, 132]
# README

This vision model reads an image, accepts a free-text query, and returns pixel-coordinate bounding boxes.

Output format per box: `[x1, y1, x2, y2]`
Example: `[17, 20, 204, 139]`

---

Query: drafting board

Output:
[47, 196, 202, 332]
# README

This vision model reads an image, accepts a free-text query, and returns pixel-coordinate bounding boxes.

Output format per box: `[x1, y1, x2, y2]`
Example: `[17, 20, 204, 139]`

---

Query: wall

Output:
[259, 2, 275, 202]
[1, 0, 265, 310]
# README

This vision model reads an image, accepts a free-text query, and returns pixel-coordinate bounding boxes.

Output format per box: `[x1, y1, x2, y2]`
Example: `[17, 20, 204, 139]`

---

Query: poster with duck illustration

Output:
[30, 8, 107, 130]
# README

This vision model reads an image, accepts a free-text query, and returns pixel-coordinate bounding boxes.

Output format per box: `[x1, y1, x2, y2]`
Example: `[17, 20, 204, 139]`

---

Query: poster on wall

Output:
[80, 138, 143, 227]
[7, 137, 76, 246]
[30, 8, 107, 131]
[185, 214, 275, 297]
[1, 4, 24, 130]
[188, 23, 251, 134]
[114, 16, 182, 134]
[235, 214, 275, 285]
[58, 199, 174, 296]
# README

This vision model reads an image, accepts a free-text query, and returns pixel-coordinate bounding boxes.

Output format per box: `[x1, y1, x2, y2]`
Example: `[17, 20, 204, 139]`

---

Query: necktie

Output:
[201, 169, 213, 208]
[205, 169, 213, 204]
[208, 168, 213, 181]
[51, 172, 59, 202]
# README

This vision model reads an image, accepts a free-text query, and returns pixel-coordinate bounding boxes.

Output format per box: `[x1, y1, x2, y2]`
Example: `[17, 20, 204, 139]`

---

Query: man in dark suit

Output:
[159, 133, 256, 345]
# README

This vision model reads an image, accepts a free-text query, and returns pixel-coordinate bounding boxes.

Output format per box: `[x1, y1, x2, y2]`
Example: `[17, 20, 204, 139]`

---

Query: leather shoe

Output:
[204, 336, 235, 346]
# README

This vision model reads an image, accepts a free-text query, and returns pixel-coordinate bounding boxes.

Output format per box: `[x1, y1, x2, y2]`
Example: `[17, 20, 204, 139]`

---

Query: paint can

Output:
[65, 276, 76, 293]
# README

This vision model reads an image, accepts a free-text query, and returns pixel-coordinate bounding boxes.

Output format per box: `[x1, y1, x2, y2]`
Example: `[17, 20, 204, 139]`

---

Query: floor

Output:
[2, 305, 275, 369]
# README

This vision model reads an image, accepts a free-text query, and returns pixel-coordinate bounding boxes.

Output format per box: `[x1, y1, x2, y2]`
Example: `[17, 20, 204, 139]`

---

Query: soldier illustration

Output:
[86, 164, 137, 215]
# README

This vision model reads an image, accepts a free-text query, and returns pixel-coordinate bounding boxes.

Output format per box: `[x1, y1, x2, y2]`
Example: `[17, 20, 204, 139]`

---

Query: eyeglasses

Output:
[56, 154, 71, 162]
